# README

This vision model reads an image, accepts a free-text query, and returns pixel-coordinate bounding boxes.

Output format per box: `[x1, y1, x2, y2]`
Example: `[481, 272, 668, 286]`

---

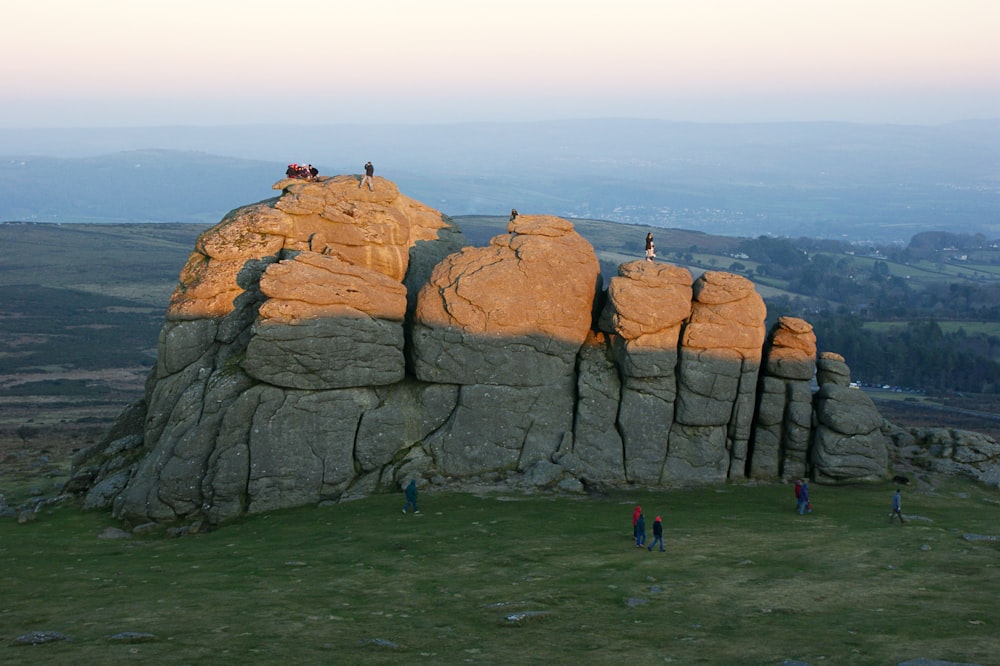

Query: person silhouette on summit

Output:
[359, 161, 374, 191]
[645, 232, 655, 261]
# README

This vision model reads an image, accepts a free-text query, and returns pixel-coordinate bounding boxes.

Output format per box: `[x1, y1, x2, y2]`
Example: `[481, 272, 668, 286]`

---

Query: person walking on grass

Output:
[634, 512, 646, 548]
[402, 479, 419, 515]
[632, 505, 642, 541]
[890, 489, 905, 524]
[797, 481, 811, 515]
[647, 515, 665, 552]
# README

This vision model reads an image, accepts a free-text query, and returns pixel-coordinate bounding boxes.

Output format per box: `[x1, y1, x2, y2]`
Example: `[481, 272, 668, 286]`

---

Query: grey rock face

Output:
[556, 333, 625, 484]
[244, 316, 405, 389]
[811, 384, 889, 483]
[751, 317, 817, 479]
[888, 425, 1000, 487]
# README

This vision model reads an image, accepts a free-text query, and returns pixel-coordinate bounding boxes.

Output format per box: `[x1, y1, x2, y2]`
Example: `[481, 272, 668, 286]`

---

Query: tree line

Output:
[733, 236, 1000, 395]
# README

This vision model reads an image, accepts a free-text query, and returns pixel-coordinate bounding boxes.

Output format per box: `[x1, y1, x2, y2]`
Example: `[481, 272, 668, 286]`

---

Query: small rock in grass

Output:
[10, 631, 71, 646]
[106, 632, 157, 643]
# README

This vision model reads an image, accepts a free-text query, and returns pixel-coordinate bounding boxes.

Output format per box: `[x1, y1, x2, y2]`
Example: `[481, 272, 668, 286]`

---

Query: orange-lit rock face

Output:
[607, 261, 693, 346]
[166, 176, 448, 320]
[257, 252, 407, 324]
[766, 316, 817, 371]
[415, 215, 600, 344]
[683, 271, 767, 359]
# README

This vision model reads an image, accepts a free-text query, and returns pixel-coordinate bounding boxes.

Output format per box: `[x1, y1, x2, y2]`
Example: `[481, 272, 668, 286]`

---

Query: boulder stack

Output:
[68, 176, 894, 528]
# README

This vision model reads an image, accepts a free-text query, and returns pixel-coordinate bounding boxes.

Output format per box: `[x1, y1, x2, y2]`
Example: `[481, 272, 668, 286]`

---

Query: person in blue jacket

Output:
[402, 479, 419, 515]
[634, 512, 646, 547]
[797, 481, 812, 515]
[890, 489, 905, 524]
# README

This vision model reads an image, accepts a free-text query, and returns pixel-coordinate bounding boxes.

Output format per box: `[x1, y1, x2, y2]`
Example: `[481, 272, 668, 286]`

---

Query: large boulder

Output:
[243, 252, 408, 390]
[167, 176, 452, 321]
[603, 261, 692, 484]
[669, 272, 766, 482]
[411, 215, 600, 386]
[811, 383, 888, 483]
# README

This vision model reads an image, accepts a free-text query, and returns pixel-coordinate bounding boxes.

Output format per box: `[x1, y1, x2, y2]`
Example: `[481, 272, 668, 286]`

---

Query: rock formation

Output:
[886, 425, 1000, 488]
[68, 176, 896, 529]
[811, 353, 889, 482]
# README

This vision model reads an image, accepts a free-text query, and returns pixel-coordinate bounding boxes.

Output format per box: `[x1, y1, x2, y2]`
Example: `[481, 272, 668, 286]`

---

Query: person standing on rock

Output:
[634, 512, 647, 548]
[647, 515, 665, 552]
[797, 481, 811, 515]
[403, 479, 419, 515]
[360, 161, 374, 191]
[645, 232, 655, 261]
[890, 489, 905, 524]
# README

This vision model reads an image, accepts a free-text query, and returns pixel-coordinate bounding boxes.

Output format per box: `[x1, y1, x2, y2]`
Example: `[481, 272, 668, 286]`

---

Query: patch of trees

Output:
[748, 233, 1000, 394]
[807, 315, 1000, 394]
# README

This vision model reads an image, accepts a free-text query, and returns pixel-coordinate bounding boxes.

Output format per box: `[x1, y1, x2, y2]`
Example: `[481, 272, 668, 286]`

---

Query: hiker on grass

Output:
[634, 512, 646, 548]
[648, 515, 664, 552]
[890, 489, 905, 524]
[797, 481, 811, 515]
[402, 479, 419, 515]
[794, 478, 803, 506]
[632, 505, 642, 541]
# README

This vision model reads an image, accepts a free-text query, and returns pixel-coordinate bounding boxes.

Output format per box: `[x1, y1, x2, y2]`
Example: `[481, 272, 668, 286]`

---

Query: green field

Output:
[2, 481, 998, 665]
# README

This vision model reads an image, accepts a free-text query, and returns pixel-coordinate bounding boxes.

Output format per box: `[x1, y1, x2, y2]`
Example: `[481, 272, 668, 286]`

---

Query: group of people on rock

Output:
[632, 505, 665, 552]
[285, 163, 319, 180]
[282, 161, 377, 190]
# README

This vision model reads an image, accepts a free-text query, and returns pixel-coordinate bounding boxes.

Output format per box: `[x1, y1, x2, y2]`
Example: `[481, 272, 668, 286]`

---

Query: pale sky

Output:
[2, 0, 998, 127]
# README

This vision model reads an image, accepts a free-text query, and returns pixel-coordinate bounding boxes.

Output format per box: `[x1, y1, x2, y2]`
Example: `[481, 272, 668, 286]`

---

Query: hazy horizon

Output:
[3, 1, 998, 128]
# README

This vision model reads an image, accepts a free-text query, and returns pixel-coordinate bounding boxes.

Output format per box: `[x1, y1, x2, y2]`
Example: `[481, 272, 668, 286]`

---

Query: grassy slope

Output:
[2, 481, 998, 665]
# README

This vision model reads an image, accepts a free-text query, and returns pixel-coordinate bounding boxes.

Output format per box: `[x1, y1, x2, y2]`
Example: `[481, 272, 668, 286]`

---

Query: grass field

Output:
[2, 480, 998, 665]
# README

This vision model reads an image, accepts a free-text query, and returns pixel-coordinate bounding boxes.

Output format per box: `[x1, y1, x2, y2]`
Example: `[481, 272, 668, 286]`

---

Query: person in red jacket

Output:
[632, 505, 641, 541]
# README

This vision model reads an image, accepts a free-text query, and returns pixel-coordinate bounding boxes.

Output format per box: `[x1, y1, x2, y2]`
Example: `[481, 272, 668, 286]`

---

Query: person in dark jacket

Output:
[647, 515, 664, 552]
[634, 512, 646, 548]
[890, 489, 905, 524]
[402, 479, 419, 514]
[797, 481, 811, 515]
[359, 161, 374, 191]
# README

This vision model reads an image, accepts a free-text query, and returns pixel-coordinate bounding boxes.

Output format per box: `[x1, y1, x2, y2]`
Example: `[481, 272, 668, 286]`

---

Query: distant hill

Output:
[2, 119, 998, 242]
[0, 150, 279, 224]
